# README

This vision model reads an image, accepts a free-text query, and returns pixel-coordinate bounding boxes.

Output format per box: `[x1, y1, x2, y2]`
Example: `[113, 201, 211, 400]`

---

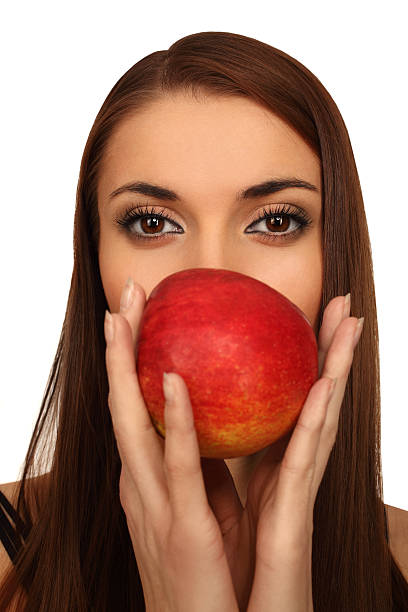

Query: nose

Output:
[179, 230, 245, 272]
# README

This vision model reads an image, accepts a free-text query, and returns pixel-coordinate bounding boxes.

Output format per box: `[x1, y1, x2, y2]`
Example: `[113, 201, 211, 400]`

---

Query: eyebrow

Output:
[108, 177, 319, 202]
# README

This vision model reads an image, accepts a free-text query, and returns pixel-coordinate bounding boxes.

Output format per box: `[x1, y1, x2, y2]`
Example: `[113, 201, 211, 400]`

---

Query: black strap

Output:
[0, 489, 29, 565]
[384, 502, 389, 544]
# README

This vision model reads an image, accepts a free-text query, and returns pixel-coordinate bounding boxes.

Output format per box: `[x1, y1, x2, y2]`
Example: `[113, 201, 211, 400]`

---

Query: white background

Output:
[0, 1, 407, 510]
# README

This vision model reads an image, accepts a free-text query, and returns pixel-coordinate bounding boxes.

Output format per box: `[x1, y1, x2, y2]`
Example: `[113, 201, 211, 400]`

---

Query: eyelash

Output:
[114, 202, 313, 243]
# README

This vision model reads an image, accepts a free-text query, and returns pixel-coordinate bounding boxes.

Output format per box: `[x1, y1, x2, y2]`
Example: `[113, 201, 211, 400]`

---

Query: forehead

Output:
[98, 94, 321, 201]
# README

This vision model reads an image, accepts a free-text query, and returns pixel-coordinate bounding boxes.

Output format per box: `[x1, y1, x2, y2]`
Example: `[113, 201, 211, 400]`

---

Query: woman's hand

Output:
[244, 293, 364, 611]
[104, 278, 239, 612]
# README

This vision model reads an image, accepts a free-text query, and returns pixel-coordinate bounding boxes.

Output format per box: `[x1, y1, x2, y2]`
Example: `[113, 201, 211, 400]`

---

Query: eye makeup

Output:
[113, 201, 313, 244]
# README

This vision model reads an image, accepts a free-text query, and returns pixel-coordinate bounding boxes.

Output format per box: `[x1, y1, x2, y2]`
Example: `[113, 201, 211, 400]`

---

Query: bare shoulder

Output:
[0, 473, 51, 567]
[386, 504, 408, 581]
[0, 472, 50, 509]
[0, 474, 51, 609]
[0, 480, 22, 507]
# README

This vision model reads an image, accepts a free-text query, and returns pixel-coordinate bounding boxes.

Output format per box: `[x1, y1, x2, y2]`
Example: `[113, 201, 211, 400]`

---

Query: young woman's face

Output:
[97, 93, 323, 335]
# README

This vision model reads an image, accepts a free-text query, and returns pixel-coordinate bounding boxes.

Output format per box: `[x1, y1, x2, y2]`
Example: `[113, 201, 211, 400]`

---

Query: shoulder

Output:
[0, 480, 21, 507]
[0, 473, 50, 515]
[0, 480, 26, 608]
[386, 503, 408, 581]
[0, 480, 21, 575]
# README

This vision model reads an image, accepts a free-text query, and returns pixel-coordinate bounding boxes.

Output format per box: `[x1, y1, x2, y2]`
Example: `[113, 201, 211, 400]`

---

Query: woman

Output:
[1, 31, 407, 611]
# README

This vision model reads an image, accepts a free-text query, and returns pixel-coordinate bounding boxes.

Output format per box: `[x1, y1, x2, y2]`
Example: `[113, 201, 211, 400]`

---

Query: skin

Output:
[97, 91, 323, 504]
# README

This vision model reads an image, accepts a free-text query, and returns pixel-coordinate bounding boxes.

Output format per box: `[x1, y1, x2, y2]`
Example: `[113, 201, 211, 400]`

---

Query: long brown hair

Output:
[1, 31, 407, 611]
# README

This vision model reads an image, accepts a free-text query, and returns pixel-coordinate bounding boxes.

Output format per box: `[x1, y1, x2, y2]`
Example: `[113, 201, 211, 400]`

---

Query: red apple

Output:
[136, 268, 318, 459]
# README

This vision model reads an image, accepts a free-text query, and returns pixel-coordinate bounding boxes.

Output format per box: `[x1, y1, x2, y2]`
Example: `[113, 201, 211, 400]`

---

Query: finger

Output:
[319, 316, 359, 431]
[104, 308, 167, 505]
[317, 295, 349, 377]
[276, 376, 335, 501]
[313, 316, 361, 484]
[163, 372, 213, 522]
[117, 277, 165, 460]
[272, 318, 358, 495]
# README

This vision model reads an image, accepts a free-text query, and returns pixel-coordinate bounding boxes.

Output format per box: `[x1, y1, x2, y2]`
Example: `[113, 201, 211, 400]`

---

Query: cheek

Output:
[98, 234, 132, 312]
[293, 251, 323, 337]
[98, 234, 172, 312]
[257, 243, 323, 337]
[291, 236, 323, 336]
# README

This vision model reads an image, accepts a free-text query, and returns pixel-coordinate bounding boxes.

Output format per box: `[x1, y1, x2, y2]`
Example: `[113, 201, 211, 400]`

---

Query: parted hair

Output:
[1, 30, 407, 611]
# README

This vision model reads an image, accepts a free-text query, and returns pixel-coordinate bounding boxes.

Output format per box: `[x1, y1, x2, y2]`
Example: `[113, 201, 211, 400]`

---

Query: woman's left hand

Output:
[199, 294, 364, 611]
[245, 295, 363, 611]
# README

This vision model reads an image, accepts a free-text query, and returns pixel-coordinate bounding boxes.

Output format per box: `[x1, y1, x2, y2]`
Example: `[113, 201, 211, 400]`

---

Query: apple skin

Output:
[136, 268, 318, 459]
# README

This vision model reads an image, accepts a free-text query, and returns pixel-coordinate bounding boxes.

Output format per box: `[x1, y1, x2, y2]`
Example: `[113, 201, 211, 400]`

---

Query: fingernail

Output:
[104, 310, 114, 343]
[120, 277, 135, 312]
[352, 317, 364, 349]
[343, 293, 351, 319]
[163, 372, 175, 403]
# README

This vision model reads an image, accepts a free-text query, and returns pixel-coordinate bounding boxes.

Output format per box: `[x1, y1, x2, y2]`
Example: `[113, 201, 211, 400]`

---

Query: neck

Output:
[224, 447, 269, 506]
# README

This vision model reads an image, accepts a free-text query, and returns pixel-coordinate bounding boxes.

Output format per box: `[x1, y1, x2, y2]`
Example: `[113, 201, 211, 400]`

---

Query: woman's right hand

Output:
[104, 278, 239, 612]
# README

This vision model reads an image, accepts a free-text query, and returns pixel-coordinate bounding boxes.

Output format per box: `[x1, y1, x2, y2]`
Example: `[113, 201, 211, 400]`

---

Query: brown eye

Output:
[264, 214, 290, 233]
[244, 203, 313, 243]
[246, 211, 300, 238]
[115, 205, 182, 241]
[140, 215, 166, 235]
